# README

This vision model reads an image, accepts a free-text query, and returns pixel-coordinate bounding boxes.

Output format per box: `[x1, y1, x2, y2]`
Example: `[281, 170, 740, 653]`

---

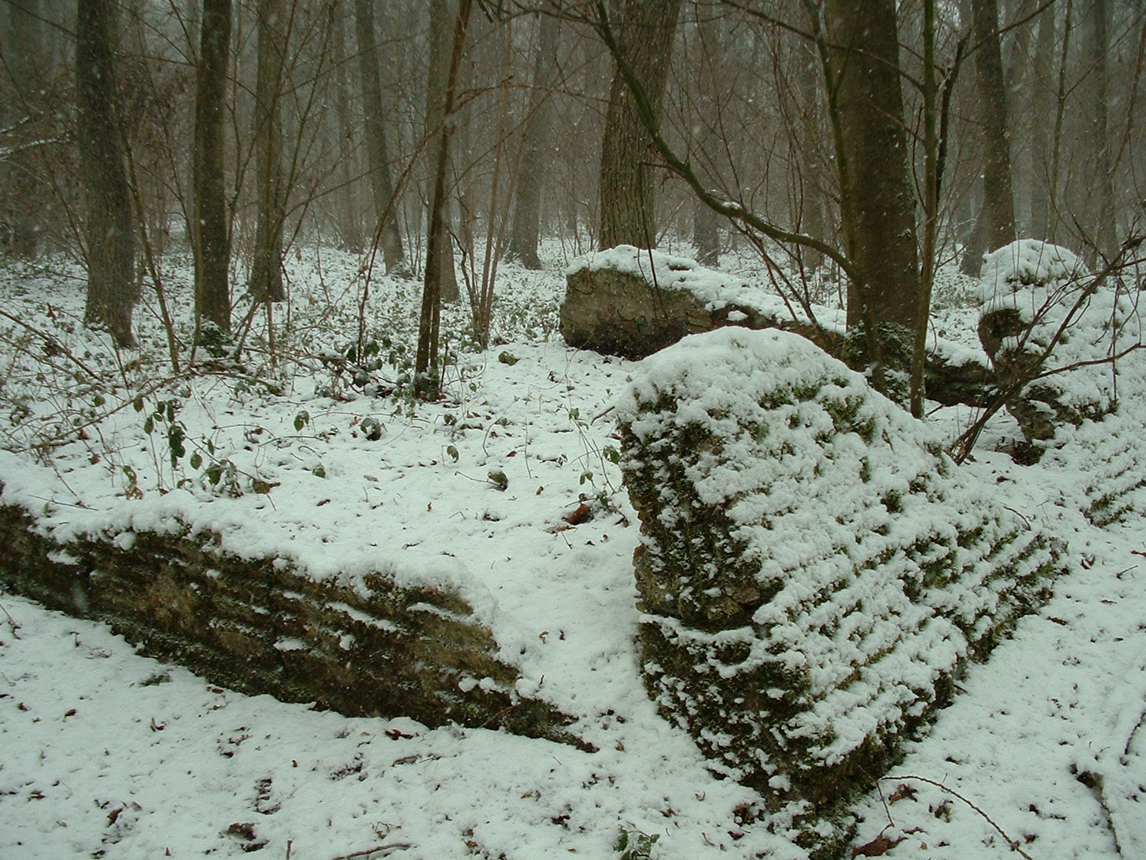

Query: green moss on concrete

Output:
[0, 494, 580, 747]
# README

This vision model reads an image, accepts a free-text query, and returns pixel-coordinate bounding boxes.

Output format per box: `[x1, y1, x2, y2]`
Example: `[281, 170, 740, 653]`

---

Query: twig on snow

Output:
[0, 599, 20, 638]
[328, 844, 412, 860]
[883, 774, 1034, 860]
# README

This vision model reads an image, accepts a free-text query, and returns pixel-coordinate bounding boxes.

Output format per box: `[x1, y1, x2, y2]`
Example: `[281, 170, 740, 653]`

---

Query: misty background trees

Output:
[1, 0, 1143, 397]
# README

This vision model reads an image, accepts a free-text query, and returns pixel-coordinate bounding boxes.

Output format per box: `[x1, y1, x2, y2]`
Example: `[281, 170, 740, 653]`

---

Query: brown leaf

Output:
[888, 783, 918, 803]
[563, 503, 592, 526]
[851, 834, 903, 857]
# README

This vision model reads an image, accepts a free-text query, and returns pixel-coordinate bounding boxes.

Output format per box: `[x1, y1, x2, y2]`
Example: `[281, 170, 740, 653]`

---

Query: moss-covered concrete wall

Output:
[616, 328, 1065, 857]
[0, 493, 576, 745]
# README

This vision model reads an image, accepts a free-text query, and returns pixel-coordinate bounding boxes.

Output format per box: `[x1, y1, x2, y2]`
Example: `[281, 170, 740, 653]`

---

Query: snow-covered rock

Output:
[561, 245, 840, 360]
[617, 328, 1065, 856]
[977, 239, 1144, 449]
[563, 246, 994, 407]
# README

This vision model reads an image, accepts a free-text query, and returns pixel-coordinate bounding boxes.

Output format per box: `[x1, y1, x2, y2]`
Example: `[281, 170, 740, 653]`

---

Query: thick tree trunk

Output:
[597, 0, 683, 250]
[250, 0, 286, 303]
[971, 0, 1017, 252]
[192, 0, 232, 336]
[77, 0, 137, 348]
[508, 12, 561, 270]
[822, 0, 921, 334]
[1084, 0, 1117, 261]
[353, 0, 406, 275]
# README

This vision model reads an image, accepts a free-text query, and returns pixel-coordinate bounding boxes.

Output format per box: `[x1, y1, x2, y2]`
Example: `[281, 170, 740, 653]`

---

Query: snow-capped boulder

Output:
[977, 239, 1142, 448]
[616, 328, 1064, 855]
[563, 246, 994, 407]
[560, 245, 836, 360]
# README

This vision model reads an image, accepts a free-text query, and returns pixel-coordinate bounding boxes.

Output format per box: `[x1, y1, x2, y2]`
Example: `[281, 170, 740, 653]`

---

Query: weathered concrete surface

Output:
[0, 492, 580, 746]
[616, 328, 1064, 857]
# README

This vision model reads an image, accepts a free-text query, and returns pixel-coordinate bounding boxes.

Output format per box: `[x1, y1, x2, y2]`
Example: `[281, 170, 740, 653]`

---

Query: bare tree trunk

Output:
[971, 0, 1017, 252]
[959, 186, 990, 277]
[508, 11, 560, 269]
[331, 3, 364, 253]
[688, 7, 723, 268]
[1029, 0, 1056, 240]
[192, 0, 232, 336]
[1084, 0, 1117, 261]
[4, 0, 45, 258]
[796, 42, 826, 274]
[425, 0, 459, 301]
[416, 0, 472, 397]
[822, 0, 921, 335]
[353, 0, 406, 275]
[250, 0, 287, 303]
[77, 0, 137, 348]
[597, 0, 683, 250]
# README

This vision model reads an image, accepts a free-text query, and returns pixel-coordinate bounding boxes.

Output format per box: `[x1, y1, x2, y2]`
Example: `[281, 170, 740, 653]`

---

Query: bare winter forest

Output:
[3, 2, 1146, 859]
[2, 0, 1143, 369]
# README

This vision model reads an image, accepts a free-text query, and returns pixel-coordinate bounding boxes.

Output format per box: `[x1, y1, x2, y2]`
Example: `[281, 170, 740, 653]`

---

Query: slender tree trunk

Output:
[331, 4, 364, 253]
[415, 0, 472, 397]
[971, 0, 1017, 252]
[4, 0, 45, 258]
[822, 0, 921, 335]
[508, 12, 560, 269]
[689, 8, 722, 268]
[424, 0, 459, 301]
[250, 0, 287, 303]
[1030, 1, 1056, 239]
[597, 0, 683, 250]
[77, 0, 137, 348]
[353, 0, 406, 274]
[796, 42, 826, 274]
[192, 0, 232, 336]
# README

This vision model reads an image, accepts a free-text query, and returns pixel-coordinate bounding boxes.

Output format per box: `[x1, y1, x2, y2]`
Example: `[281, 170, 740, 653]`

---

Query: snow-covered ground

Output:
[1, 244, 1143, 858]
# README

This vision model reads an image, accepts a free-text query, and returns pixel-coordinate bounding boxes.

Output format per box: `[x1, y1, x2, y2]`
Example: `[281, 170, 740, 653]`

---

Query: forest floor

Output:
[0, 241, 1143, 859]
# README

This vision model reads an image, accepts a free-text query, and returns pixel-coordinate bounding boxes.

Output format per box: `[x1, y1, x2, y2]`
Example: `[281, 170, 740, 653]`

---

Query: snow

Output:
[566, 243, 844, 331]
[978, 238, 1145, 418]
[1, 245, 1145, 858]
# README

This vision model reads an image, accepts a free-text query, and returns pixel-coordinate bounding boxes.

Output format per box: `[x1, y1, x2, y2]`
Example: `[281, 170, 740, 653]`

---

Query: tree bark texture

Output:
[823, 0, 921, 333]
[332, 5, 364, 253]
[1029, 1, 1057, 240]
[597, 0, 683, 250]
[971, 0, 1017, 253]
[416, 0, 472, 395]
[424, 0, 460, 301]
[1083, 0, 1117, 261]
[4, 0, 45, 258]
[353, 0, 406, 275]
[508, 12, 561, 269]
[192, 0, 232, 335]
[251, 0, 287, 303]
[77, 0, 138, 349]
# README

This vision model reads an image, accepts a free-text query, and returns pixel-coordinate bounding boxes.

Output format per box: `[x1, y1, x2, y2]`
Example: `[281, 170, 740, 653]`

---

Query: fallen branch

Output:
[883, 774, 1034, 860]
[328, 843, 413, 860]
